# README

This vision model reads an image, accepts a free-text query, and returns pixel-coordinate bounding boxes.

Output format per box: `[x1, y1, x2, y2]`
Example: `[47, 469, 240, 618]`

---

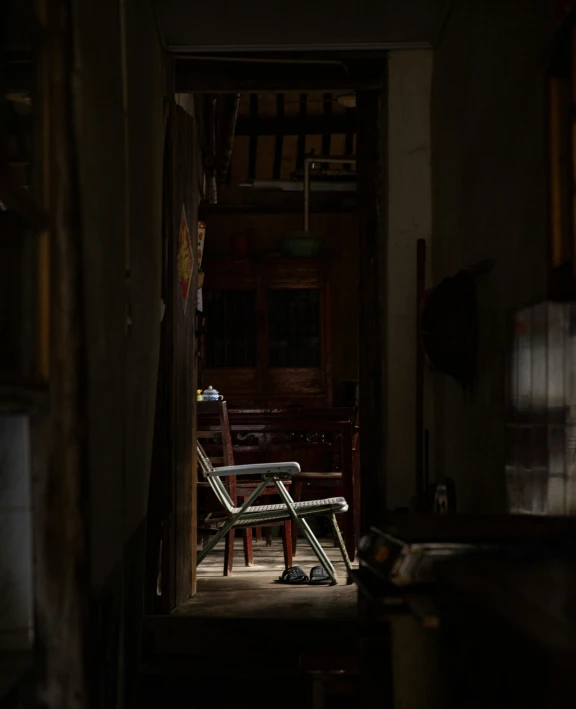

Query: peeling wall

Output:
[431, 0, 555, 512]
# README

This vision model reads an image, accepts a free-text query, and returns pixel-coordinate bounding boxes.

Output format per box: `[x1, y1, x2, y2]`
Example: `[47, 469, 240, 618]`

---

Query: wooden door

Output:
[202, 257, 332, 407]
[148, 104, 199, 611]
[172, 105, 199, 604]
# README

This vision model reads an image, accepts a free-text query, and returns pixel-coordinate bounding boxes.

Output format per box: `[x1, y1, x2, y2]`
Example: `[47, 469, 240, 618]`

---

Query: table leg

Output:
[243, 528, 254, 566]
[224, 529, 235, 576]
[291, 480, 303, 553]
[282, 521, 293, 569]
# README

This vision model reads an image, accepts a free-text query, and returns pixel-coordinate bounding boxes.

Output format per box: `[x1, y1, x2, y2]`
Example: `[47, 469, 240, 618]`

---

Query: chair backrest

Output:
[197, 442, 235, 513]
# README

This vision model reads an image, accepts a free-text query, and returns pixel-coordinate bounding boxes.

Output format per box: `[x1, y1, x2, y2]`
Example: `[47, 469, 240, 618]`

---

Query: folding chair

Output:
[196, 443, 354, 584]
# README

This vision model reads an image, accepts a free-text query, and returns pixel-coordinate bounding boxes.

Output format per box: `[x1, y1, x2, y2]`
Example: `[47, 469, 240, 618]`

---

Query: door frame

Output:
[162, 57, 388, 597]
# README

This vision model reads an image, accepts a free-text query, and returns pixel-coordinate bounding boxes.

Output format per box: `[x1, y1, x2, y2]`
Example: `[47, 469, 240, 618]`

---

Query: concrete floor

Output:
[142, 538, 361, 708]
[173, 537, 357, 620]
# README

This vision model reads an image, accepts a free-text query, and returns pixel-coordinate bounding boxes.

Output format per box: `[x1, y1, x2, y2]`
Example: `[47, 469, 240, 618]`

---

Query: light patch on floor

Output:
[174, 537, 358, 620]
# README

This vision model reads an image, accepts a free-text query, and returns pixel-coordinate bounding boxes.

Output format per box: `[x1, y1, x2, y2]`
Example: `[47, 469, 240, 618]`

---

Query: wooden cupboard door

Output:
[202, 258, 332, 406]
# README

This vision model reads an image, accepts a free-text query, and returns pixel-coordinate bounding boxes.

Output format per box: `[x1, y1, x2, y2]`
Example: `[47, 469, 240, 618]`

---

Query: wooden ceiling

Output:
[174, 55, 385, 93]
[201, 90, 357, 213]
[232, 91, 356, 181]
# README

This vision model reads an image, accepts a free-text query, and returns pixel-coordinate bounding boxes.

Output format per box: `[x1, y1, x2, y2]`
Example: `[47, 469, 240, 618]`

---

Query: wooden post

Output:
[35, 1, 91, 704]
[356, 81, 387, 528]
[415, 238, 427, 510]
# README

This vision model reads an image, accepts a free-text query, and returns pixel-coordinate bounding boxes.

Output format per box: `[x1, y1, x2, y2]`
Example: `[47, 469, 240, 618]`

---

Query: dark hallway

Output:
[2, 2, 576, 709]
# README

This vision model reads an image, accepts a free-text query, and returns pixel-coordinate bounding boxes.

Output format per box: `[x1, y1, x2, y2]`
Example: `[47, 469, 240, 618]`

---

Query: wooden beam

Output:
[179, 51, 389, 62]
[199, 202, 358, 217]
[174, 60, 383, 93]
[35, 1, 91, 706]
[234, 113, 356, 136]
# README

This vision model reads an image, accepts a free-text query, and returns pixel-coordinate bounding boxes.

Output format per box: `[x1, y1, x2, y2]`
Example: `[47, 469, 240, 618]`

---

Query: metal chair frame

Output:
[196, 443, 353, 584]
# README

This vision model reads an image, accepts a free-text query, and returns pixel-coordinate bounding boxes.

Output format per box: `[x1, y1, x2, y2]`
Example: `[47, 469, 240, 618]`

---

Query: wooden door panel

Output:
[203, 367, 258, 395]
[265, 367, 326, 395]
[201, 257, 331, 406]
[266, 259, 323, 287]
[171, 105, 198, 606]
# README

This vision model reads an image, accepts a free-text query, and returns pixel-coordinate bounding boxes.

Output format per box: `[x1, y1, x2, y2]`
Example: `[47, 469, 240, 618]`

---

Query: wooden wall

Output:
[170, 104, 199, 605]
[431, 0, 554, 513]
[33, 1, 165, 707]
[203, 211, 359, 404]
[201, 89, 359, 405]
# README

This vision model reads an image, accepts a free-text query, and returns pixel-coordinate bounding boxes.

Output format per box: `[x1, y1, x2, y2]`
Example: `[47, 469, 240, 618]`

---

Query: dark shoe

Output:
[309, 565, 332, 585]
[278, 566, 309, 585]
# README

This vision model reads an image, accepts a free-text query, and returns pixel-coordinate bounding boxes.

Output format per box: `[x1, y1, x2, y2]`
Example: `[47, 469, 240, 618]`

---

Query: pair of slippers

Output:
[278, 565, 333, 586]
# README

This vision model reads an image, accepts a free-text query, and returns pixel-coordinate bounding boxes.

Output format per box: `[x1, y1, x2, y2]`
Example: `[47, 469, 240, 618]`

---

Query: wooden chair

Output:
[197, 400, 251, 575]
[222, 409, 358, 559]
[197, 400, 294, 574]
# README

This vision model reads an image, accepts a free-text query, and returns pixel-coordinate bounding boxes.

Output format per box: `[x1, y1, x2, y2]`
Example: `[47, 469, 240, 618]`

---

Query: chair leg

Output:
[255, 527, 263, 543]
[291, 480, 302, 554]
[243, 528, 254, 567]
[330, 514, 354, 583]
[281, 521, 293, 569]
[274, 481, 338, 583]
[197, 478, 272, 568]
[224, 529, 235, 576]
[236, 495, 254, 567]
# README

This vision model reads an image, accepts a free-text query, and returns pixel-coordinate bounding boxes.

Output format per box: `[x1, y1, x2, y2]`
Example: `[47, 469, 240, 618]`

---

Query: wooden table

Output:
[199, 408, 358, 557]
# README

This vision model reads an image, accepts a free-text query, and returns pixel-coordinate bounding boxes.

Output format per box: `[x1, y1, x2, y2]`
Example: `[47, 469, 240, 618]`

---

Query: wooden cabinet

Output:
[200, 257, 332, 407]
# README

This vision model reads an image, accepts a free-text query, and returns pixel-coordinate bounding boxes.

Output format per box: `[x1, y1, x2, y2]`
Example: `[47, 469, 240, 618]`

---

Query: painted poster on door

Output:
[177, 204, 193, 312]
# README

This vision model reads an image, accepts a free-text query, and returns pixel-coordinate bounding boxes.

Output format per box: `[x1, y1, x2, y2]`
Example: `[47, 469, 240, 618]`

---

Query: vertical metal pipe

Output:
[303, 156, 356, 233]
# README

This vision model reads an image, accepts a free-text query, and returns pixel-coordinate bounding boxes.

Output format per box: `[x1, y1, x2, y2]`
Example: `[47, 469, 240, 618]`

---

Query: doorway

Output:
[148, 53, 387, 614]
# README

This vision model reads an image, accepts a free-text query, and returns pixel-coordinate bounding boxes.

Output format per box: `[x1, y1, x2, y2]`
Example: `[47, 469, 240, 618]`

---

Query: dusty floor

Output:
[142, 538, 361, 708]
[173, 536, 357, 620]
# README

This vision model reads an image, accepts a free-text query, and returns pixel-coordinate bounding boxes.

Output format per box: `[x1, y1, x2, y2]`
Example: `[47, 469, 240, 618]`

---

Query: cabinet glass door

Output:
[267, 289, 320, 367]
[204, 290, 257, 368]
